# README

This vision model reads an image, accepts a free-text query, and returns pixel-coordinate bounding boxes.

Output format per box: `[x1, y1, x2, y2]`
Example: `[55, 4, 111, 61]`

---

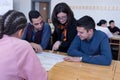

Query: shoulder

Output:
[24, 23, 32, 30]
[43, 22, 51, 31]
[69, 19, 77, 28]
[73, 35, 81, 41]
[95, 26, 103, 30]
[1, 35, 36, 62]
[115, 26, 119, 29]
[43, 22, 50, 28]
[12, 37, 36, 57]
[94, 30, 108, 38]
[26, 23, 32, 27]
[67, 20, 77, 32]
[11, 37, 32, 50]
[2, 35, 34, 55]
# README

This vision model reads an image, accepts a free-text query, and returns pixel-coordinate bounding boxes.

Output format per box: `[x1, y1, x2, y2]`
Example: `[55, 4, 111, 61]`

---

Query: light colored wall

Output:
[13, 0, 120, 27]
[0, 0, 13, 15]
[13, 0, 31, 22]
[51, 0, 120, 27]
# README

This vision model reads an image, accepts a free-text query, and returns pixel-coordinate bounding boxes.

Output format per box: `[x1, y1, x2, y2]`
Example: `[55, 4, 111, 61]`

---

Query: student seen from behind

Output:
[0, 10, 47, 80]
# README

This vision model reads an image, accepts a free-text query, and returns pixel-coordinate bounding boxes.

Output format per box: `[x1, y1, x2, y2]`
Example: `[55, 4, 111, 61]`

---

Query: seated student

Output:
[22, 10, 51, 52]
[0, 10, 47, 80]
[64, 16, 112, 66]
[108, 20, 120, 35]
[96, 19, 113, 38]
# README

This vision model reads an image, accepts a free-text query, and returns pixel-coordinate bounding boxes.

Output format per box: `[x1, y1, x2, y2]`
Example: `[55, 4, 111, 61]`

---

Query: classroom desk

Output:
[110, 35, 120, 60]
[40, 51, 120, 80]
[46, 50, 117, 80]
[114, 61, 120, 80]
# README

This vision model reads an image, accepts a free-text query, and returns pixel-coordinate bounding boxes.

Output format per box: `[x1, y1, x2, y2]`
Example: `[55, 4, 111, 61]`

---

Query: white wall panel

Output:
[51, 0, 120, 27]
[0, 0, 13, 15]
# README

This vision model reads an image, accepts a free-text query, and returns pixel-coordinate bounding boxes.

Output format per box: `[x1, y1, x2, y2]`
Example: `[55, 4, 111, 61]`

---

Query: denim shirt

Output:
[22, 23, 51, 49]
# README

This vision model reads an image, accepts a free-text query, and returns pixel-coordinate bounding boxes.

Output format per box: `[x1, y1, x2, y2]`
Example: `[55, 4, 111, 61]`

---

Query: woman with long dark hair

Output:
[52, 2, 77, 52]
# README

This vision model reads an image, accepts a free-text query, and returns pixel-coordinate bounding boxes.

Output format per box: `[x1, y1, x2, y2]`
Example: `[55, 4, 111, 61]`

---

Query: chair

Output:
[110, 38, 120, 60]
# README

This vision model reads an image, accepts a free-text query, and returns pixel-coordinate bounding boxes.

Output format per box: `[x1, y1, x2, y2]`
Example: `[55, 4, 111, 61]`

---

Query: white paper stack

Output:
[36, 52, 66, 71]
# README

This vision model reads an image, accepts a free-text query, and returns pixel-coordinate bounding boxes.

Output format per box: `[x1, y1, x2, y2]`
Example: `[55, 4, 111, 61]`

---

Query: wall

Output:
[0, 0, 13, 15]
[51, 0, 120, 27]
[13, 0, 31, 21]
[13, 0, 120, 27]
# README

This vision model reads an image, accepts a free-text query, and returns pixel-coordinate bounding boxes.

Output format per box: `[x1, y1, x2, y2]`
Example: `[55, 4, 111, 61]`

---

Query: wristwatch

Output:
[80, 57, 82, 61]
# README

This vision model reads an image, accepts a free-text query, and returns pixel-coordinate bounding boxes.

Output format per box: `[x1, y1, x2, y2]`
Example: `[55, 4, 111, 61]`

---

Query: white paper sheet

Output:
[36, 52, 66, 71]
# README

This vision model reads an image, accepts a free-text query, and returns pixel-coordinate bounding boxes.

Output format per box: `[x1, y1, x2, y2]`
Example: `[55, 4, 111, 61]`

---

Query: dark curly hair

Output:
[0, 10, 27, 39]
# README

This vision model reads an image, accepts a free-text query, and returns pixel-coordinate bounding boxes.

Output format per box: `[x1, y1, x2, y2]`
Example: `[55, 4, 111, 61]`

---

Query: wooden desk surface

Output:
[48, 60, 117, 80]
[114, 61, 120, 80]
[43, 51, 119, 80]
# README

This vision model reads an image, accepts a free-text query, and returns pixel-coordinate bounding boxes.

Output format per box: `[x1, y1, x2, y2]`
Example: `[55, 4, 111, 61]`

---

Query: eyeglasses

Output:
[57, 16, 67, 21]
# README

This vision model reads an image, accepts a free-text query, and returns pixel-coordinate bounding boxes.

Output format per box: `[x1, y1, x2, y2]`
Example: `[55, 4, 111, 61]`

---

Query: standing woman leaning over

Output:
[52, 2, 77, 52]
[0, 10, 47, 80]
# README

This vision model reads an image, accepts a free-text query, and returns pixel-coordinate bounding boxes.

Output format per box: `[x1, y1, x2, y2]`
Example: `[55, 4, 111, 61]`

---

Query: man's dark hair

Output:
[29, 10, 41, 22]
[109, 20, 114, 24]
[77, 15, 95, 31]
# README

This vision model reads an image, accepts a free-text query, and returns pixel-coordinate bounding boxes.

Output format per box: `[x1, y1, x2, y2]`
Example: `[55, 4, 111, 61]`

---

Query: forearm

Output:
[41, 26, 51, 49]
[41, 35, 51, 49]
[68, 49, 88, 57]
[82, 55, 112, 65]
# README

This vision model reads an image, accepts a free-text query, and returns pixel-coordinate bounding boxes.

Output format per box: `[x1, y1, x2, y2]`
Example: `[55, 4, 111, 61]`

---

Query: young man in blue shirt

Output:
[22, 10, 51, 52]
[64, 16, 112, 66]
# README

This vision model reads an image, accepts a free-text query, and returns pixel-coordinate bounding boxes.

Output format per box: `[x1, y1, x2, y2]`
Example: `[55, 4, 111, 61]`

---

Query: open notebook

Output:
[36, 52, 66, 71]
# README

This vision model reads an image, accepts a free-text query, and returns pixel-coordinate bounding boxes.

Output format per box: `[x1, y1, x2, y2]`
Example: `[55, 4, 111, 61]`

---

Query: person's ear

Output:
[18, 29, 24, 38]
[88, 29, 93, 34]
[89, 29, 93, 32]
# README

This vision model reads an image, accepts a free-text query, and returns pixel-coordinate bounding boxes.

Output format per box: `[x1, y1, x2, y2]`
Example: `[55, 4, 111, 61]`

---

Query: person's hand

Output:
[52, 41, 61, 51]
[64, 56, 82, 62]
[30, 42, 43, 53]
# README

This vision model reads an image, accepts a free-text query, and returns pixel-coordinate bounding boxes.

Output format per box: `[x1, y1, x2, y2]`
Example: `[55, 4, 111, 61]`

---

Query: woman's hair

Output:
[97, 19, 107, 26]
[52, 2, 75, 27]
[0, 10, 27, 39]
